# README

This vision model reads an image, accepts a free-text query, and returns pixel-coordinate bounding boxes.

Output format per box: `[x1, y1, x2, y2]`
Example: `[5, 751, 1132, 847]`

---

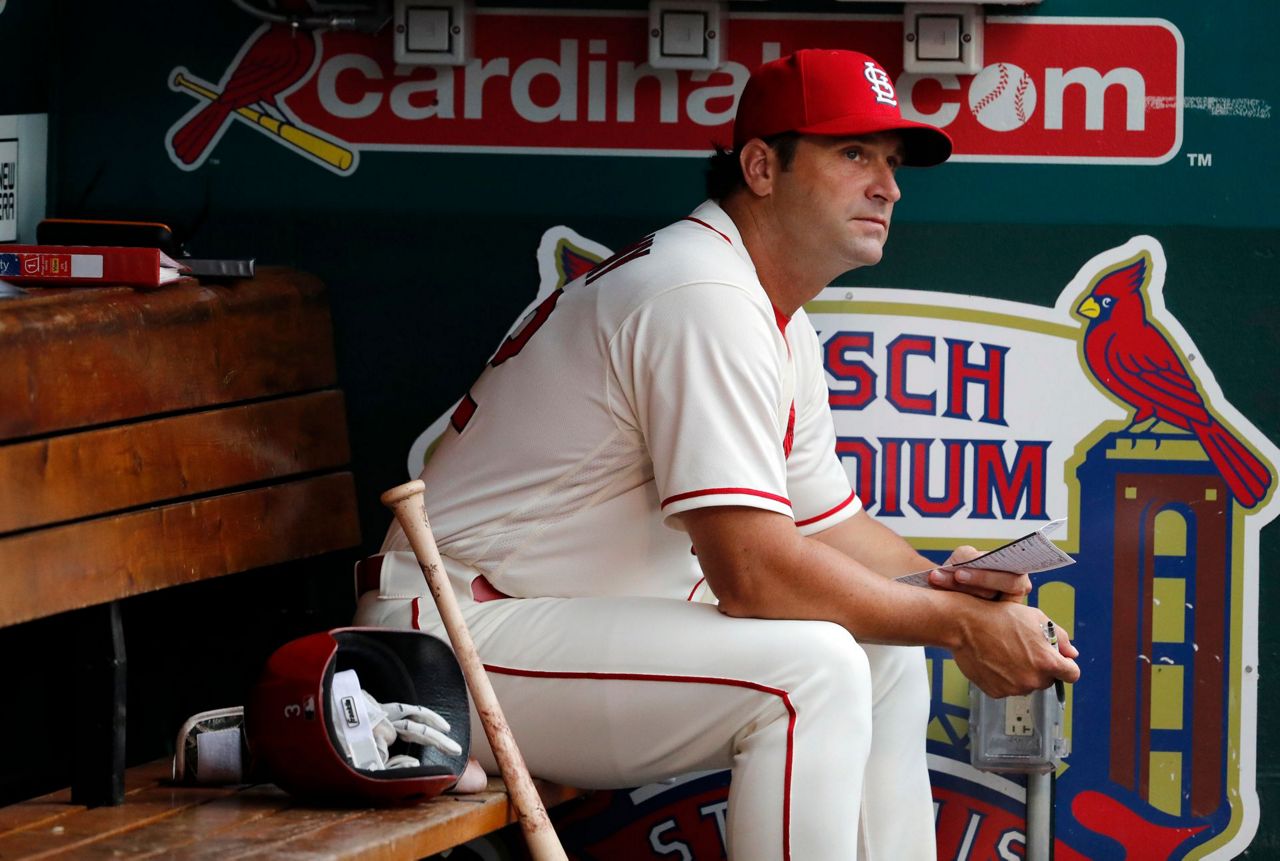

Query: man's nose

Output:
[869, 164, 901, 203]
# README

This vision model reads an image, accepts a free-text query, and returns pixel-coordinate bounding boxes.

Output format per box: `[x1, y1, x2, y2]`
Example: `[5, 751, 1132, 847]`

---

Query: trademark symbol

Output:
[1186, 152, 1213, 167]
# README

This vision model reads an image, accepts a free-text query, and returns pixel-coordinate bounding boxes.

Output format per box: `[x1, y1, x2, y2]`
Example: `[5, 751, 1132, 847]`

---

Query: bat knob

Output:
[380, 479, 426, 508]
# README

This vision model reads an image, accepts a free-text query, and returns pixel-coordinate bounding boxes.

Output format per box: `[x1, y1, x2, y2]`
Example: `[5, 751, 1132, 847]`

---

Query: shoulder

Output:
[637, 219, 756, 292]
[635, 280, 774, 334]
[591, 202, 756, 296]
[609, 281, 784, 375]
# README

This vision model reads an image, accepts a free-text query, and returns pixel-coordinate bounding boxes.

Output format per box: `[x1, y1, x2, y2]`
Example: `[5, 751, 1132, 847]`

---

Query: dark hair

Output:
[705, 132, 802, 200]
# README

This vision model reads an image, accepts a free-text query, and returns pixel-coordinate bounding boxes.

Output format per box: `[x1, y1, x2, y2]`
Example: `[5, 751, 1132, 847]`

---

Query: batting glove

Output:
[360, 691, 463, 767]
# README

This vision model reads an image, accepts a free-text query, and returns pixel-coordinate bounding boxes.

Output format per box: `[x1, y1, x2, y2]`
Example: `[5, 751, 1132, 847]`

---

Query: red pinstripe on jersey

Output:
[661, 487, 791, 509]
[483, 664, 798, 861]
[404, 612, 799, 859]
[681, 216, 733, 246]
[686, 577, 705, 601]
[795, 488, 859, 527]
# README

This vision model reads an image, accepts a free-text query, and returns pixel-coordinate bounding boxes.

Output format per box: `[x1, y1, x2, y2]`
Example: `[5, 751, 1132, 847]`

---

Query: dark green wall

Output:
[2, 1, 1277, 851]
[0, 0, 49, 115]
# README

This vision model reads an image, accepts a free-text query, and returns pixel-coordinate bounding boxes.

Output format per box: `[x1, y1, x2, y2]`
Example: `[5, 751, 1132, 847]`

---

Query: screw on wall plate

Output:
[651, 28, 660, 37]
[963, 33, 972, 42]
[708, 30, 716, 39]
[451, 25, 460, 34]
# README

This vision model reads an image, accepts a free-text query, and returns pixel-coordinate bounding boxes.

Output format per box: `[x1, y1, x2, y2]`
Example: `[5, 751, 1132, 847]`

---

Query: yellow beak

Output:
[1077, 297, 1100, 319]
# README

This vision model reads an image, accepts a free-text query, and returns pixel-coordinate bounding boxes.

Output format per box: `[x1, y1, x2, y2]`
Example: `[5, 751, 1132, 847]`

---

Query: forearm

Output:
[682, 505, 1080, 696]
[687, 507, 970, 648]
[812, 509, 934, 580]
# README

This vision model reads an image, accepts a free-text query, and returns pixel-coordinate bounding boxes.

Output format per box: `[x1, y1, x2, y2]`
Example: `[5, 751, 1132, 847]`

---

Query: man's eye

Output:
[845, 149, 863, 160]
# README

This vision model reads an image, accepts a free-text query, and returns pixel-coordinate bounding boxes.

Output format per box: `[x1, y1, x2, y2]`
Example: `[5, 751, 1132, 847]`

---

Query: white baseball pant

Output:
[354, 559, 937, 860]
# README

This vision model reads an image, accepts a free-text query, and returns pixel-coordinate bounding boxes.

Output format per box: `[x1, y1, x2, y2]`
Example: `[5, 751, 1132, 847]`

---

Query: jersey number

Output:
[451, 234, 656, 433]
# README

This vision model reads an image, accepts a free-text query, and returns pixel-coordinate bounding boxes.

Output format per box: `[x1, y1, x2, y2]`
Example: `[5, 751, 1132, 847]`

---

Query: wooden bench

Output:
[0, 760, 581, 859]
[0, 269, 581, 858]
[0, 267, 363, 807]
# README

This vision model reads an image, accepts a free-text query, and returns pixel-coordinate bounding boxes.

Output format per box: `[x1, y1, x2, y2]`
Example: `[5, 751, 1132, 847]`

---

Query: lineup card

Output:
[895, 519, 1073, 588]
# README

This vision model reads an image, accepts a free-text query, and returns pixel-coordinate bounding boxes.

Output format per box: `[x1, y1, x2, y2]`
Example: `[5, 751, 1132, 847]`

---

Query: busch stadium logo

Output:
[164, 12, 1181, 174]
[809, 238, 1273, 860]
[415, 229, 1274, 860]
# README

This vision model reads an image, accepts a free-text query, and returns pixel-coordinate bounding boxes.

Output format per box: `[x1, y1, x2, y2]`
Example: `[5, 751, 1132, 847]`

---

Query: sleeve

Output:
[610, 283, 793, 530]
[785, 319, 862, 536]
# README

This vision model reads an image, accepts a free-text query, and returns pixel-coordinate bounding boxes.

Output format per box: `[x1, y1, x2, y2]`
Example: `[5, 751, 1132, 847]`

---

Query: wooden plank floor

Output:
[0, 760, 582, 860]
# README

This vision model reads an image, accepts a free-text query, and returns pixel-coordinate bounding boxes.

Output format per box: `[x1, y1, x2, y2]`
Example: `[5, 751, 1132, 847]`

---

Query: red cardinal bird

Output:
[1077, 256, 1272, 508]
[170, 14, 317, 166]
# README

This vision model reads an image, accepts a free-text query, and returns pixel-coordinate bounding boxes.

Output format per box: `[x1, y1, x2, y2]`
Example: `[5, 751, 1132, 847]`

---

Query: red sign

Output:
[277, 12, 1181, 165]
[165, 12, 1183, 173]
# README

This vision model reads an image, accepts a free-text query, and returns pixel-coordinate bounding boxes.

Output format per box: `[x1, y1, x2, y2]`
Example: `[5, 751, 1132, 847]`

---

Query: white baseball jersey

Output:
[361, 199, 937, 861]
[382, 199, 860, 602]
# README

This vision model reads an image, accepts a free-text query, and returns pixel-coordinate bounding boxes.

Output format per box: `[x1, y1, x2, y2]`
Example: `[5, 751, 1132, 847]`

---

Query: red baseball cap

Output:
[734, 49, 952, 167]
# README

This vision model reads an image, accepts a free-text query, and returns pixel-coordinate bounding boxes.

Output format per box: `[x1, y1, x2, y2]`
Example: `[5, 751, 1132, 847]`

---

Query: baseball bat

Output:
[171, 72, 355, 172]
[381, 480, 567, 861]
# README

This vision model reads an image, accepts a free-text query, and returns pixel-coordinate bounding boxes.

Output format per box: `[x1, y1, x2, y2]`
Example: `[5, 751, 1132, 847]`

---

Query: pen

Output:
[1045, 620, 1066, 702]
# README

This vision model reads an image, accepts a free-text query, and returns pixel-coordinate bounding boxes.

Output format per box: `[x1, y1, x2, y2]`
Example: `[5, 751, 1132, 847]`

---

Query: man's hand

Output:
[928, 545, 1032, 601]
[951, 599, 1080, 698]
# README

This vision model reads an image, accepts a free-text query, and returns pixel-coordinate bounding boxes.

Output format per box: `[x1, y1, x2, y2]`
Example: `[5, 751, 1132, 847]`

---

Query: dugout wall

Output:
[1, 1, 1276, 857]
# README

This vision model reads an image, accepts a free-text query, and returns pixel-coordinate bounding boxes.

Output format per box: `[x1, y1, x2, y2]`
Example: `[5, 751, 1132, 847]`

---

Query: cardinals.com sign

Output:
[420, 230, 1275, 860]
[164, 12, 1181, 174]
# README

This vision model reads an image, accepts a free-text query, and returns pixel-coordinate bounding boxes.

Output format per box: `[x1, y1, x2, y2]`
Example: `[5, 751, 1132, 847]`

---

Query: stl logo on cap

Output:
[863, 60, 898, 107]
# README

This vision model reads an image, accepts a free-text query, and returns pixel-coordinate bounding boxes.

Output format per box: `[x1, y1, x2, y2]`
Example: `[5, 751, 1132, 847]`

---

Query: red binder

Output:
[0, 245, 189, 288]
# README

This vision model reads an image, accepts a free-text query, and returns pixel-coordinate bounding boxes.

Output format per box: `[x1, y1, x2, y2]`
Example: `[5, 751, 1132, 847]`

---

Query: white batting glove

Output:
[359, 691, 462, 766]
[384, 699, 463, 757]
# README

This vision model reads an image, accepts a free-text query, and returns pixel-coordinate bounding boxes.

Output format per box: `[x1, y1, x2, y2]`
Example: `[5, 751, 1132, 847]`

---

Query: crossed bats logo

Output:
[164, 4, 356, 175]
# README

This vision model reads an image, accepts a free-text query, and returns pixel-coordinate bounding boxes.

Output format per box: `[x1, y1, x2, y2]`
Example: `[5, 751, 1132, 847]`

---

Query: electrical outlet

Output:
[1004, 694, 1036, 736]
[393, 0, 471, 66]
[648, 1, 727, 71]
[971, 683, 1066, 773]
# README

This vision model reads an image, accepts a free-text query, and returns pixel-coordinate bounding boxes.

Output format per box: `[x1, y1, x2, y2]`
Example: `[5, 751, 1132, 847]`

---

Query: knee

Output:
[785, 622, 874, 748]
[788, 622, 872, 699]
[789, 620, 869, 673]
[866, 644, 931, 727]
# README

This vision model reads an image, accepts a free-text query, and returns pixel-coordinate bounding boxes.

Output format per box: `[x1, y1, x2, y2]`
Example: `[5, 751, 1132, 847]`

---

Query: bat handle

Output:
[380, 481, 567, 861]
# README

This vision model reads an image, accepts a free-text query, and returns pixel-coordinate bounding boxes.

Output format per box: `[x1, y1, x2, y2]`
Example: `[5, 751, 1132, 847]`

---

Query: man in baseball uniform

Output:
[356, 49, 1080, 860]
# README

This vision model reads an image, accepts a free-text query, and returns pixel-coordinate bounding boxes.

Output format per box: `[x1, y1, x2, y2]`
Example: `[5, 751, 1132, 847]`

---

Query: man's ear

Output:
[739, 138, 775, 197]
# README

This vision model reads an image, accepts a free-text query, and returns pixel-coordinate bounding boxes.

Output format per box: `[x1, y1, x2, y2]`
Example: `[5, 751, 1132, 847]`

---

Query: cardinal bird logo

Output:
[1075, 251, 1272, 509]
[165, 0, 354, 173]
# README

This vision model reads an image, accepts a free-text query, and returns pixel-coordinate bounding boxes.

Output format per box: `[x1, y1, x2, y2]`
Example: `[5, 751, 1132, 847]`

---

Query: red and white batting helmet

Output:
[246, 627, 470, 804]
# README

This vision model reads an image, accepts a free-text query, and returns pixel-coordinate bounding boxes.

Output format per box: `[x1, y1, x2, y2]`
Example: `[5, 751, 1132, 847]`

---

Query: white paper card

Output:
[896, 519, 1073, 588]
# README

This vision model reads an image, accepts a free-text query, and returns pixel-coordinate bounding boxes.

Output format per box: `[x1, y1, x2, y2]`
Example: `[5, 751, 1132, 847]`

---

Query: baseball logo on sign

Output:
[863, 60, 898, 106]
[968, 62, 1037, 131]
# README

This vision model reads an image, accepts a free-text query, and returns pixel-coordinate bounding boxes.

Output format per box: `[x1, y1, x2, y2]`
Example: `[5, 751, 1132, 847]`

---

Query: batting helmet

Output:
[246, 627, 471, 804]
